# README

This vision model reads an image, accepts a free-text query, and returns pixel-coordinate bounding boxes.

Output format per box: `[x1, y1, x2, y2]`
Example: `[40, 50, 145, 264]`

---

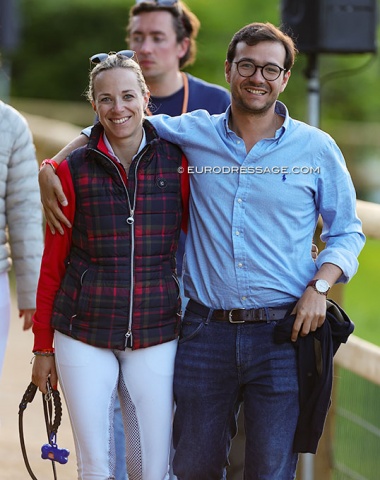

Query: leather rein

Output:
[18, 381, 69, 480]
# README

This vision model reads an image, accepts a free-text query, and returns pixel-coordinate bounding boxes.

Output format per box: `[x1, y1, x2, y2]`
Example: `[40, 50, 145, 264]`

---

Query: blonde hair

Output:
[86, 53, 149, 103]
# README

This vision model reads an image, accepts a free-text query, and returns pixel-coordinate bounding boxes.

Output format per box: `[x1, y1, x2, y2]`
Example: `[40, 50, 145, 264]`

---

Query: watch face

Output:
[316, 279, 330, 293]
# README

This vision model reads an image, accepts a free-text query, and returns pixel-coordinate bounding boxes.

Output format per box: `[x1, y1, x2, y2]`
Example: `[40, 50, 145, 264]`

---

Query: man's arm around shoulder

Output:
[39, 134, 87, 234]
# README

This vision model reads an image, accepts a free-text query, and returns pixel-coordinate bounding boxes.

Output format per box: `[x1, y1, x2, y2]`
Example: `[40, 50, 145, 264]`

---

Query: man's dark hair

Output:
[226, 22, 298, 72]
[126, 1, 200, 69]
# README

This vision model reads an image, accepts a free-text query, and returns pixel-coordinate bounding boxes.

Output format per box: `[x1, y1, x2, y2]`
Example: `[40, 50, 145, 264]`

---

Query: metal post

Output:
[305, 53, 320, 128]
[300, 53, 320, 480]
[301, 453, 315, 480]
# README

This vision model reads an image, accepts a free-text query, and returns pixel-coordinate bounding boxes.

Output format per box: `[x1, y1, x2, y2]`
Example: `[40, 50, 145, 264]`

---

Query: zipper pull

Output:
[69, 314, 77, 332]
[126, 210, 134, 224]
[125, 330, 133, 348]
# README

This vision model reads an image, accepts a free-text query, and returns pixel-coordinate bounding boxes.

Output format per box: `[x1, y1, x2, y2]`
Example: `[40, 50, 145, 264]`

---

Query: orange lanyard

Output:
[145, 72, 189, 116]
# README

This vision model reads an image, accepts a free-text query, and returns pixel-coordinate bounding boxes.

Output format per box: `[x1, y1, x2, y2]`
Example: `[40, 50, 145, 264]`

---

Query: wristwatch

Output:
[307, 279, 330, 296]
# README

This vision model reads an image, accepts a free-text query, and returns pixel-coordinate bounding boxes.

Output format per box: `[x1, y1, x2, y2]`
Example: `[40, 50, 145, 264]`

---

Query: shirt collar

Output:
[274, 100, 289, 133]
[102, 129, 147, 163]
[223, 105, 233, 134]
[223, 101, 289, 138]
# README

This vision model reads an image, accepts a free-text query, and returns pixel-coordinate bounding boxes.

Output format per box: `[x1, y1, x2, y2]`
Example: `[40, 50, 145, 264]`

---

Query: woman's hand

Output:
[19, 309, 36, 331]
[32, 355, 58, 394]
[311, 243, 318, 260]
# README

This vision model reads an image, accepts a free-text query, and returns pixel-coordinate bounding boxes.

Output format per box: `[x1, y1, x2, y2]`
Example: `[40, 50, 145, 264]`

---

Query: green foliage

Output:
[9, 0, 380, 125]
[333, 369, 380, 480]
[344, 238, 380, 346]
[319, 53, 380, 123]
[10, 0, 131, 102]
[11, 0, 283, 102]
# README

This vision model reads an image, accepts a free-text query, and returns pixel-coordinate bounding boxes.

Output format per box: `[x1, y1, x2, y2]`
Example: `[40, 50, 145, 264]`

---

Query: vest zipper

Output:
[125, 151, 145, 348]
[90, 146, 147, 349]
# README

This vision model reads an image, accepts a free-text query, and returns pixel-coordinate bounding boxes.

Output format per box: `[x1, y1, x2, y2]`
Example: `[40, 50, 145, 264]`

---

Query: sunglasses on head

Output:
[135, 0, 178, 6]
[90, 50, 137, 65]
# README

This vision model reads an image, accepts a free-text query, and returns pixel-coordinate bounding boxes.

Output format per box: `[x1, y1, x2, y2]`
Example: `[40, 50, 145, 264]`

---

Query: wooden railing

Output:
[356, 199, 380, 239]
[308, 200, 380, 479]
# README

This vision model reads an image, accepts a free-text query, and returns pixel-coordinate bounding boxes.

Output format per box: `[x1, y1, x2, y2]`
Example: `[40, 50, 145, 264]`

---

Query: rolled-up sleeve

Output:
[315, 139, 365, 282]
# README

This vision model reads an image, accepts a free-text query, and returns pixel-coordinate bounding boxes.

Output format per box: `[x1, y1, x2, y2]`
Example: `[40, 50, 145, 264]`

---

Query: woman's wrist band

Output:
[39, 159, 59, 172]
[34, 350, 55, 357]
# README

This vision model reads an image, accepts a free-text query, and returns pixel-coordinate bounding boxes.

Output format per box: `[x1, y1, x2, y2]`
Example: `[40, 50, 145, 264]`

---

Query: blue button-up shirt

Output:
[151, 102, 365, 309]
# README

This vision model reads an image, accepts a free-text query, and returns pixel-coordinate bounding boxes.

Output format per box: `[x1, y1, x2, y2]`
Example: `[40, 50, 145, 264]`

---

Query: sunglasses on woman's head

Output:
[90, 50, 137, 65]
[135, 0, 178, 5]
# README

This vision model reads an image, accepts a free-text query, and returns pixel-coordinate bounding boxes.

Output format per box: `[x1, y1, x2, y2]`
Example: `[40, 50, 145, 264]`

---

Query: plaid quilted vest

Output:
[52, 121, 183, 350]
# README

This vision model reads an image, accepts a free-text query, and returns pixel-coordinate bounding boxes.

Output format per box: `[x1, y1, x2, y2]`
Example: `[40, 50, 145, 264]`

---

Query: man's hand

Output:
[290, 288, 327, 342]
[311, 243, 318, 260]
[290, 263, 343, 341]
[39, 165, 71, 235]
[38, 134, 88, 234]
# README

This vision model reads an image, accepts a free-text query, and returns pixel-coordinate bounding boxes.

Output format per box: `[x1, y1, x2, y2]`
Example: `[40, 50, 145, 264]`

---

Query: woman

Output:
[32, 52, 188, 480]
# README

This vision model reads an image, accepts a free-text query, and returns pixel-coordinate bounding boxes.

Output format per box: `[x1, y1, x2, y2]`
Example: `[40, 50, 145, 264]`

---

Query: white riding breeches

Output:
[54, 330, 177, 480]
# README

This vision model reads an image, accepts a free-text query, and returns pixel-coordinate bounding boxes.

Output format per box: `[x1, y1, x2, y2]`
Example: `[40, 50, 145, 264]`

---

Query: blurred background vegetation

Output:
[5, 0, 380, 200]
[2, 0, 380, 343]
[5, 0, 380, 126]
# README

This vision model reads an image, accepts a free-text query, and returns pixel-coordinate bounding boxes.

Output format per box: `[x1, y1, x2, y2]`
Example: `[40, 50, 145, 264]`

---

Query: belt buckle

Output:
[228, 308, 245, 324]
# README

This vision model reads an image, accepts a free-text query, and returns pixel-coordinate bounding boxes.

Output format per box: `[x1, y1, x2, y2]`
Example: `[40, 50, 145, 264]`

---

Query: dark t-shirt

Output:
[149, 73, 230, 117]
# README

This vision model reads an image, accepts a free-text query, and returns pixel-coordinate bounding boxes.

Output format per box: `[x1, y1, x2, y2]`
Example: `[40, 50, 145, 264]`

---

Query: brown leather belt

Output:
[187, 300, 291, 324]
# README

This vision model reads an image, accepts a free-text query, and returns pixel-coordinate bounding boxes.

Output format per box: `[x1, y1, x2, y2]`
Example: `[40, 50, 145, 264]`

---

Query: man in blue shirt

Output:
[39, 21, 364, 480]
[147, 22, 365, 479]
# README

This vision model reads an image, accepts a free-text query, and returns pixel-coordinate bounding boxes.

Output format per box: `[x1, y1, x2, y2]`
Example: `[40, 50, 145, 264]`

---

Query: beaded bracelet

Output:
[34, 350, 55, 357]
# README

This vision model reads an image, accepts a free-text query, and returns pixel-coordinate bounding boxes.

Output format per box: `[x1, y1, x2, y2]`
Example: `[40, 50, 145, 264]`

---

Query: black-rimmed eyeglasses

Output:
[90, 50, 137, 65]
[234, 60, 287, 81]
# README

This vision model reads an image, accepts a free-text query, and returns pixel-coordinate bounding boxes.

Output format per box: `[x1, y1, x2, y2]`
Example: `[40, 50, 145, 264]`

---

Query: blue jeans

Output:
[172, 308, 299, 480]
